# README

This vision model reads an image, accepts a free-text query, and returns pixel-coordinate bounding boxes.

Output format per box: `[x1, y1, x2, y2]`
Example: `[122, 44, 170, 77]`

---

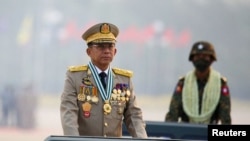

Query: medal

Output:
[113, 89, 117, 94]
[86, 95, 91, 101]
[126, 90, 131, 97]
[88, 62, 113, 115]
[103, 101, 112, 114]
[126, 90, 130, 101]
[78, 85, 85, 101]
[84, 87, 91, 95]
[92, 87, 98, 96]
[117, 89, 121, 94]
[91, 87, 99, 103]
[82, 102, 91, 117]
[77, 93, 85, 101]
[126, 97, 129, 101]
[117, 96, 121, 101]
[121, 96, 125, 101]
[91, 96, 99, 103]
[79, 85, 84, 94]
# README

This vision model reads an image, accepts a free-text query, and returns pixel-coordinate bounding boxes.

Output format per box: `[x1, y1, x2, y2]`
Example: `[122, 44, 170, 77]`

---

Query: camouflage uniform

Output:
[165, 75, 231, 124]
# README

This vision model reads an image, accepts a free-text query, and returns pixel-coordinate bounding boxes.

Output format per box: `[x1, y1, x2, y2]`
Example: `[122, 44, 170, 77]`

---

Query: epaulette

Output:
[112, 68, 133, 77]
[68, 65, 88, 72]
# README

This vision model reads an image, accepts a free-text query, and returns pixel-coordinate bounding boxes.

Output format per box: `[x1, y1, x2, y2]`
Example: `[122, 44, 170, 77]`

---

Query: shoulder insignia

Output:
[221, 85, 230, 96]
[68, 65, 88, 72]
[175, 85, 182, 93]
[112, 68, 133, 77]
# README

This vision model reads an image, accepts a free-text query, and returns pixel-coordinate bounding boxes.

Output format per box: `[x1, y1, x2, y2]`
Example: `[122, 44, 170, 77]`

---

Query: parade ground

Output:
[0, 95, 249, 141]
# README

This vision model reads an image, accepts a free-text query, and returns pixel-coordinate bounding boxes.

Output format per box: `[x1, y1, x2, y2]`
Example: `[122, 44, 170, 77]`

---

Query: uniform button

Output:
[104, 122, 108, 126]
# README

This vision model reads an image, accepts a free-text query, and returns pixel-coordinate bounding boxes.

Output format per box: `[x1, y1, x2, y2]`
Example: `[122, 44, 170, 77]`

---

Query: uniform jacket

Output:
[165, 75, 231, 124]
[60, 65, 147, 138]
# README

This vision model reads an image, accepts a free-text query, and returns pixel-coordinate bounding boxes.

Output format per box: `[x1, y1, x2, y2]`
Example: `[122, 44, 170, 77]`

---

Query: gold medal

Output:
[78, 85, 85, 101]
[91, 96, 99, 103]
[126, 97, 129, 101]
[117, 96, 121, 101]
[112, 89, 117, 94]
[121, 96, 125, 101]
[103, 101, 112, 114]
[77, 93, 85, 101]
[82, 102, 92, 117]
[126, 90, 131, 97]
[117, 89, 121, 94]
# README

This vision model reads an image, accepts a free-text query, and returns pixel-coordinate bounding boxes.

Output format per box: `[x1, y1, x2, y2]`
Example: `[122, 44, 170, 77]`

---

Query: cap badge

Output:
[100, 23, 111, 34]
[197, 44, 204, 50]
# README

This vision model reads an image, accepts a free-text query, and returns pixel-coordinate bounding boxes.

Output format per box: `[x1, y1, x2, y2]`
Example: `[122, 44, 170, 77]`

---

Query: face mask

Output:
[192, 59, 212, 72]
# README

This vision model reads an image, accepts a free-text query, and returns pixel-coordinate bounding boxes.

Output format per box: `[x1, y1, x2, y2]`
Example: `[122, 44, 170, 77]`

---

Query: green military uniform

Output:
[165, 41, 231, 124]
[165, 73, 231, 124]
[60, 65, 147, 137]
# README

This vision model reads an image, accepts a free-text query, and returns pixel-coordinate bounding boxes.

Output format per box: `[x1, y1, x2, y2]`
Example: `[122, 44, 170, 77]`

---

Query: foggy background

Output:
[0, 0, 250, 140]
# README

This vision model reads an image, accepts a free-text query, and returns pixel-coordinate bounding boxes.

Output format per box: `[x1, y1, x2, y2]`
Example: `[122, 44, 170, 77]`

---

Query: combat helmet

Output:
[188, 41, 217, 61]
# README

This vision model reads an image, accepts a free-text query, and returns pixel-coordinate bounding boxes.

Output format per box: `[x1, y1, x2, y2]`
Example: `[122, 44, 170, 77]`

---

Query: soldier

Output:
[165, 41, 231, 124]
[60, 22, 148, 138]
[0, 84, 17, 127]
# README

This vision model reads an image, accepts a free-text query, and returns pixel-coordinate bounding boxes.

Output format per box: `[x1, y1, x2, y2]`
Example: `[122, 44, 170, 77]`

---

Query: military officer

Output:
[165, 41, 231, 124]
[60, 22, 148, 138]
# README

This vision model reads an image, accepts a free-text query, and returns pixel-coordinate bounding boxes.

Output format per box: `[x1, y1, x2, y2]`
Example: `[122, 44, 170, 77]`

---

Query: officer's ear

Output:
[86, 47, 91, 56]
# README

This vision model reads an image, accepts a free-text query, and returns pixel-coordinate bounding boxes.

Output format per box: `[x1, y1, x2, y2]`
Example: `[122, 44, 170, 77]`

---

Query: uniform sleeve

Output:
[165, 80, 183, 122]
[123, 78, 148, 138]
[218, 80, 231, 124]
[60, 70, 80, 135]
